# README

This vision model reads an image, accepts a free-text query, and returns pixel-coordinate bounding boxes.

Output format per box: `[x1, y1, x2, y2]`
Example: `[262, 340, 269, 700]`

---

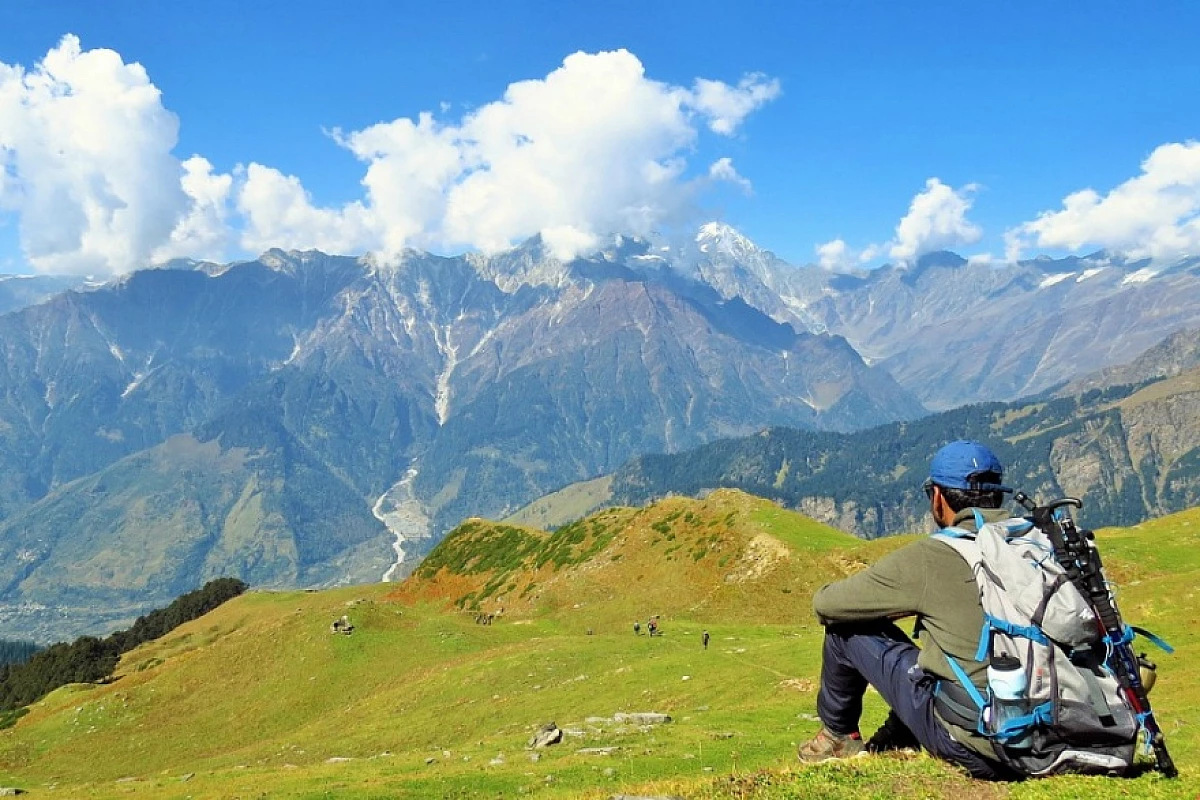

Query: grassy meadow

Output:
[0, 490, 1195, 798]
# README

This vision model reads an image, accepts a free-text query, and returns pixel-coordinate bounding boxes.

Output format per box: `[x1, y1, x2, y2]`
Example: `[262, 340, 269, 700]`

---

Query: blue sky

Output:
[2, 1, 1199, 275]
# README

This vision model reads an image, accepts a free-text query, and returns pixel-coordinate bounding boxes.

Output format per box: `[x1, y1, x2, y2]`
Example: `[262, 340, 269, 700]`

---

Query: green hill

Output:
[0, 491, 1194, 799]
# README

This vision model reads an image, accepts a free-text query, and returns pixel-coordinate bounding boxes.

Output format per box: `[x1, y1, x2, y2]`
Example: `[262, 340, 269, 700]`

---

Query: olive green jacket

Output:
[812, 507, 1012, 759]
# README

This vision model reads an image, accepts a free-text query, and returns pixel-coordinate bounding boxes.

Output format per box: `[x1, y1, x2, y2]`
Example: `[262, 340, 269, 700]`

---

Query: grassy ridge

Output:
[0, 491, 1195, 798]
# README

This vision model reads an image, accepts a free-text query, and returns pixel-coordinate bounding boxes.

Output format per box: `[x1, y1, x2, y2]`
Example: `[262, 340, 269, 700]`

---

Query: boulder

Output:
[527, 722, 563, 749]
[613, 712, 671, 725]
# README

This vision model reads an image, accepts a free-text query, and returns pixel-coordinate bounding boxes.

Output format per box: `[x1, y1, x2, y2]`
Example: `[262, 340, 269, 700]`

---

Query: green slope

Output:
[0, 492, 1194, 799]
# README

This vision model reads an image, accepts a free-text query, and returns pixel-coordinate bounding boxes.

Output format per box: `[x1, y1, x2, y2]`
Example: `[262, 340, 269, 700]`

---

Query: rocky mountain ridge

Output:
[0, 239, 920, 639]
[671, 229, 1200, 409]
[4, 225, 1200, 640]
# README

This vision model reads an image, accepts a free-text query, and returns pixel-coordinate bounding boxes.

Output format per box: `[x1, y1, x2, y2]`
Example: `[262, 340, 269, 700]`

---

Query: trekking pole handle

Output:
[1014, 493, 1081, 518]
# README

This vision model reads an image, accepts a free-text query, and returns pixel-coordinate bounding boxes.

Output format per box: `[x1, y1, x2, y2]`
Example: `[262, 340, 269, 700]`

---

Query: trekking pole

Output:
[1014, 493, 1178, 778]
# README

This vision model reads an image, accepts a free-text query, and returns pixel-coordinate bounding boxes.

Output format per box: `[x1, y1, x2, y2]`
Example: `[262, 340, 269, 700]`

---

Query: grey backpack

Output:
[934, 514, 1139, 776]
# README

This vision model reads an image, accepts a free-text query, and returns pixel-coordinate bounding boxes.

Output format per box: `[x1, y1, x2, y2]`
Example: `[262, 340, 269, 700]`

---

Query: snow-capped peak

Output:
[694, 221, 765, 260]
[696, 221, 751, 246]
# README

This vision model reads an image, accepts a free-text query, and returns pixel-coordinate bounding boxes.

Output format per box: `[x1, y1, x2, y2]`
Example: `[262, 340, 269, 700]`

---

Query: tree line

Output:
[0, 640, 41, 667]
[0, 577, 247, 714]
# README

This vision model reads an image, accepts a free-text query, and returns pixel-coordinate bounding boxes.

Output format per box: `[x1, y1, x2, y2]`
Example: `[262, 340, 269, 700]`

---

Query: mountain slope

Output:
[520, 365, 1200, 540]
[0, 243, 923, 638]
[0, 492, 1194, 798]
[0, 426, 391, 641]
[0, 274, 89, 316]
[0, 256, 365, 519]
[415, 274, 923, 536]
[5, 227, 1200, 642]
[693, 243, 1200, 409]
[1059, 325, 1200, 396]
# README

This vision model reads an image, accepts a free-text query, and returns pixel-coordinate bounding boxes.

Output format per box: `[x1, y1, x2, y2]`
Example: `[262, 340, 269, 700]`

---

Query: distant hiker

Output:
[633, 621, 641, 635]
[798, 441, 1020, 779]
[647, 618, 658, 637]
[702, 631, 710, 650]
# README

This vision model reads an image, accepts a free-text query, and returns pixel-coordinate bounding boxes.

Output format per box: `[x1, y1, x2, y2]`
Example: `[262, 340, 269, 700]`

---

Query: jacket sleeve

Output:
[812, 543, 927, 625]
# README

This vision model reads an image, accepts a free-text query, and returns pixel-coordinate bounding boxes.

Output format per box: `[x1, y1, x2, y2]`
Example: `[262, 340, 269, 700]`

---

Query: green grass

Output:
[0, 491, 1196, 798]
[503, 475, 616, 531]
[748, 504, 866, 551]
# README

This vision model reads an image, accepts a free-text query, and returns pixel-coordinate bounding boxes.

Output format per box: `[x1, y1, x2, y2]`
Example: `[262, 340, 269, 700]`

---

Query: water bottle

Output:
[987, 653, 1031, 748]
[987, 653, 1025, 699]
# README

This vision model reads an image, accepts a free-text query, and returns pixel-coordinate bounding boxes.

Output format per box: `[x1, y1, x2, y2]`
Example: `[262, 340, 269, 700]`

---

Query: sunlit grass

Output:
[0, 490, 1195, 798]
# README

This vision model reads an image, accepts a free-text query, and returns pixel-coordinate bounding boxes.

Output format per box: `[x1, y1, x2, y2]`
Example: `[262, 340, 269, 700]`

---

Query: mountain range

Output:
[0, 274, 89, 316]
[518, 327, 1200, 541]
[2, 225, 1200, 640]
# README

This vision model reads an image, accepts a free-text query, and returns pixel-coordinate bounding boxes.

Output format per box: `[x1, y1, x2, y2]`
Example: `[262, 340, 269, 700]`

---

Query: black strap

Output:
[934, 680, 981, 730]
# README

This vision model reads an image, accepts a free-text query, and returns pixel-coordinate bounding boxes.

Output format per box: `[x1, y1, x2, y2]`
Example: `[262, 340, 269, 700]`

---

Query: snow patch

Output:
[121, 358, 160, 399]
[1076, 268, 1104, 282]
[780, 295, 828, 334]
[1038, 272, 1075, 288]
[432, 315, 465, 426]
[283, 333, 303, 365]
[1121, 267, 1159, 285]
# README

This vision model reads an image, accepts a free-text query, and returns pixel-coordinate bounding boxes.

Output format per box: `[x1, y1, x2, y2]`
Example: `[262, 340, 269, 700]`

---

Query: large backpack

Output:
[932, 513, 1140, 776]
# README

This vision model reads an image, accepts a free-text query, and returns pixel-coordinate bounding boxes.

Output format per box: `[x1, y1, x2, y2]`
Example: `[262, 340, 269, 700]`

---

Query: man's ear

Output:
[931, 486, 952, 526]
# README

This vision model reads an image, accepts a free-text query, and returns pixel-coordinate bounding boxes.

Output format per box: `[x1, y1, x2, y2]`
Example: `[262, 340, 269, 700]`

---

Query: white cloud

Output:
[815, 238, 853, 271]
[0, 35, 189, 275]
[237, 163, 377, 255]
[1006, 141, 1200, 263]
[541, 225, 599, 261]
[1, 42, 780, 274]
[689, 73, 781, 135]
[816, 179, 982, 267]
[152, 156, 234, 262]
[858, 243, 884, 263]
[708, 157, 752, 193]
[889, 178, 982, 261]
[231, 49, 782, 262]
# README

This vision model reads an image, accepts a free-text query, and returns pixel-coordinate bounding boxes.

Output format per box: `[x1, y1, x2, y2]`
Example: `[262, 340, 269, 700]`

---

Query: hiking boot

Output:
[797, 726, 864, 762]
[865, 711, 921, 753]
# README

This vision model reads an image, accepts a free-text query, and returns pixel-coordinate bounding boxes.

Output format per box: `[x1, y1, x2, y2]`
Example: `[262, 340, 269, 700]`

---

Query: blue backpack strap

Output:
[1003, 518, 1035, 536]
[943, 654, 986, 711]
[994, 702, 1054, 742]
[985, 613, 1050, 646]
[972, 508, 986, 529]
[933, 526, 974, 540]
[974, 624, 992, 662]
[1130, 625, 1175, 655]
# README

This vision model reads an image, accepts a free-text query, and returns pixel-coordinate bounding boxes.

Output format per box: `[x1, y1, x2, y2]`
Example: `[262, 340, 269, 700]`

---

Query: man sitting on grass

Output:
[796, 440, 1021, 781]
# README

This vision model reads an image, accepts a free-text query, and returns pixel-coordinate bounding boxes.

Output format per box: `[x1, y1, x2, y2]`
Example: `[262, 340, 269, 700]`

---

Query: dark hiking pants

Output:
[816, 621, 1020, 781]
